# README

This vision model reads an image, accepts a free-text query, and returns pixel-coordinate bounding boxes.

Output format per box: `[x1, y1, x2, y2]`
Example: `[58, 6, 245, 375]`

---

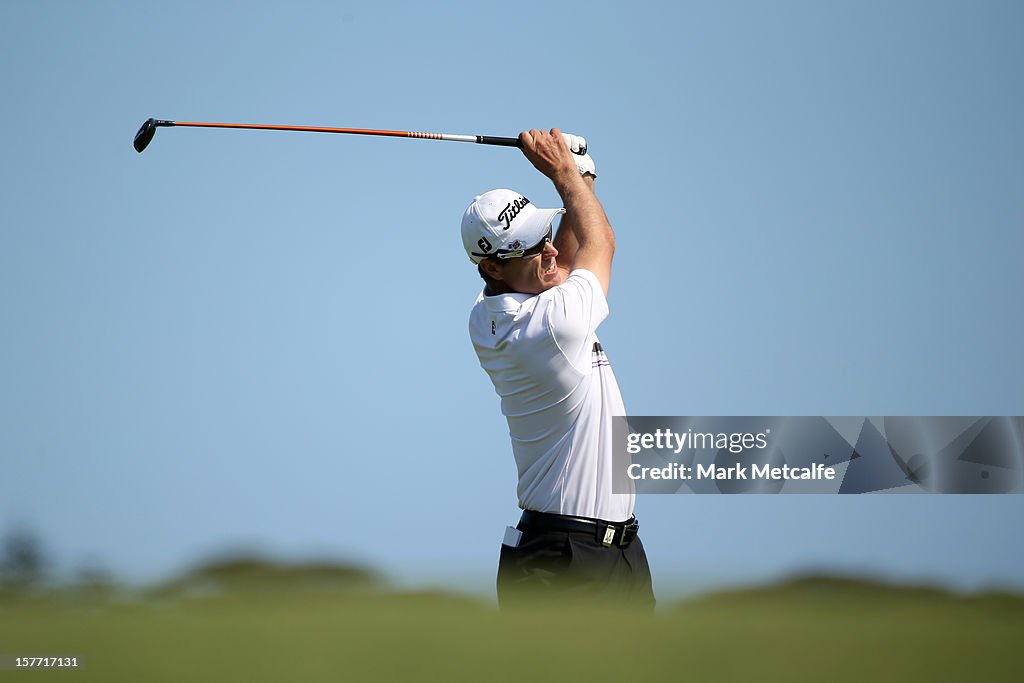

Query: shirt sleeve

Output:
[542, 269, 609, 372]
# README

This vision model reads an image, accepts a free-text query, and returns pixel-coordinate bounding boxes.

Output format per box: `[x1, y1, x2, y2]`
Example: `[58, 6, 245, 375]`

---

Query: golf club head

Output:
[133, 118, 158, 153]
[134, 119, 174, 153]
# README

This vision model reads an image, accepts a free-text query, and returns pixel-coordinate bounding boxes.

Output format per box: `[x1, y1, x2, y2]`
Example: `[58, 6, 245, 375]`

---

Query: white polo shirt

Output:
[469, 269, 634, 522]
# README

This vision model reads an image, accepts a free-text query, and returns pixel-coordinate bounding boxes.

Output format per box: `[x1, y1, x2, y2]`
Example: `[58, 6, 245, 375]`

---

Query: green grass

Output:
[2, 578, 1021, 682]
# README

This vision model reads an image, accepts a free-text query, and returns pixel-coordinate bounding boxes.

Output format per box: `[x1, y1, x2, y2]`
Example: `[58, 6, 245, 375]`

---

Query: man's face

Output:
[485, 236, 564, 295]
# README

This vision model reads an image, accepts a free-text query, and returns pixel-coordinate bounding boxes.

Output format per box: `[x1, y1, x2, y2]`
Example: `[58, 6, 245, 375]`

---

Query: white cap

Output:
[461, 189, 564, 264]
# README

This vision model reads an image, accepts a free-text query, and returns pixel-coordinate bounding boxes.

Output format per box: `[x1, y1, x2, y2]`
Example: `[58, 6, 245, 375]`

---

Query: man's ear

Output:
[479, 259, 504, 281]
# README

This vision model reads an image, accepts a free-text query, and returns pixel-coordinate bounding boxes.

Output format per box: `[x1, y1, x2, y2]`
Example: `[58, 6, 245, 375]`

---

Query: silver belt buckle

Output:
[601, 526, 616, 547]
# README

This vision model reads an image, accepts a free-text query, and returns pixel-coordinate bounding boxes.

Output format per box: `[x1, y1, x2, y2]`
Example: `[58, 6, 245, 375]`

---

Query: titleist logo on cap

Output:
[497, 197, 530, 230]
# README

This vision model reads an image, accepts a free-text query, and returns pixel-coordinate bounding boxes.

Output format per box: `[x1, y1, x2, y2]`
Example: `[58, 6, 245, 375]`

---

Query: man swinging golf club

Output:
[462, 128, 655, 611]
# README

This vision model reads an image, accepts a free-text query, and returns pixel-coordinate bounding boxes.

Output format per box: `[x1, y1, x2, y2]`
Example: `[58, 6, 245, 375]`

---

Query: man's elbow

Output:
[597, 230, 615, 261]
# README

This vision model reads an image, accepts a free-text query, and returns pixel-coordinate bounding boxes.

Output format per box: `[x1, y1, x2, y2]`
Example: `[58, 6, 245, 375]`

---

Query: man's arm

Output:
[550, 174, 594, 279]
[519, 128, 615, 296]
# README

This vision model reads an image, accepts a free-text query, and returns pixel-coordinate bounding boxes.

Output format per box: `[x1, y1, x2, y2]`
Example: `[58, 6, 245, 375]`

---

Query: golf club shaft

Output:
[156, 119, 521, 147]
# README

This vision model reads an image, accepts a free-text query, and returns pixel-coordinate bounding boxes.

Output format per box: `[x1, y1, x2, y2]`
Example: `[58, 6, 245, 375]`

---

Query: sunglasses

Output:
[495, 228, 552, 260]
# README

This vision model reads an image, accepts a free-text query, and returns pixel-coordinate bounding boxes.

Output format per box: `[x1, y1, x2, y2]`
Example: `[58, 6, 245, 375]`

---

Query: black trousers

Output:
[496, 514, 656, 612]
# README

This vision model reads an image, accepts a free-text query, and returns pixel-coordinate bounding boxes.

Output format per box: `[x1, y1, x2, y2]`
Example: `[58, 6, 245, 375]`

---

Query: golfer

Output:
[462, 128, 655, 610]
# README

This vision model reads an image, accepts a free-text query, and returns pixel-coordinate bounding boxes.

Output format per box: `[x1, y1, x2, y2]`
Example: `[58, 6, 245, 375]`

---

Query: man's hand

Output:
[561, 133, 587, 155]
[519, 128, 585, 190]
[561, 132, 597, 178]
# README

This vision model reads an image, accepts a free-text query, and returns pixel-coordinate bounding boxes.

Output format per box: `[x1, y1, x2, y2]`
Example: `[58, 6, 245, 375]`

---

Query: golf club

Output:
[133, 118, 561, 154]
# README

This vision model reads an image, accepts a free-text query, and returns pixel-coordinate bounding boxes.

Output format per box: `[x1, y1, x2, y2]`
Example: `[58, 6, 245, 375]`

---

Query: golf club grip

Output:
[477, 136, 522, 147]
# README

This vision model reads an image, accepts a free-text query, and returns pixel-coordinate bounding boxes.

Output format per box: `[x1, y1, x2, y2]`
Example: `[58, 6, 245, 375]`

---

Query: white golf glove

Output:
[561, 132, 597, 179]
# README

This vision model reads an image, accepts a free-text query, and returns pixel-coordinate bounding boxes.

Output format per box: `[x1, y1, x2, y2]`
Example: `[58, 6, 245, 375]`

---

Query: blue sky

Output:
[1, 0, 1022, 597]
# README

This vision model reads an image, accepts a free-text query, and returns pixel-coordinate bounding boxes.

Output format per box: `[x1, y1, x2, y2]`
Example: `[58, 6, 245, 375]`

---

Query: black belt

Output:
[519, 510, 639, 548]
